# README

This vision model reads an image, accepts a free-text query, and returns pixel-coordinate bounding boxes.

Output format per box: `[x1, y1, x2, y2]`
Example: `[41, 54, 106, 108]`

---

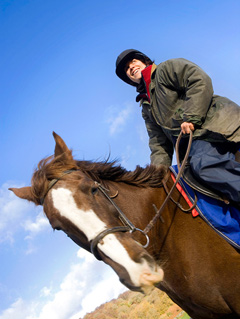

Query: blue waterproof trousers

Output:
[188, 140, 240, 203]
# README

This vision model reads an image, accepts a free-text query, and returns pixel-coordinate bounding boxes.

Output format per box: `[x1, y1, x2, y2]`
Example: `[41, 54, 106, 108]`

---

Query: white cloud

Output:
[0, 298, 38, 319]
[76, 272, 126, 319]
[0, 182, 49, 246]
[0, 182, 32, 243]
[37, 249, 126, 319]
[23, 212, 49, 239]
[106, 102, 134, 136]
[40, 286, 52, 298]
[0, 249, 127, 319]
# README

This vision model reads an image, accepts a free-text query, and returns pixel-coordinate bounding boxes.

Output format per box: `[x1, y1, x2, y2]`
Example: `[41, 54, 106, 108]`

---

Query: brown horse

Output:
[10, 132, 240, 319]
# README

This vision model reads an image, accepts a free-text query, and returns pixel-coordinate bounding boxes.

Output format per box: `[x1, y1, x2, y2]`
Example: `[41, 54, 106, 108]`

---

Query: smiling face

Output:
[125, 59, 146, 84]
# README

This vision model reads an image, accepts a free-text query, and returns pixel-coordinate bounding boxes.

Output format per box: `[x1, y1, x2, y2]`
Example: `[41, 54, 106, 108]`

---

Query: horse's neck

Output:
[109, 181, 168, 234]
[114, 178, 184, 251]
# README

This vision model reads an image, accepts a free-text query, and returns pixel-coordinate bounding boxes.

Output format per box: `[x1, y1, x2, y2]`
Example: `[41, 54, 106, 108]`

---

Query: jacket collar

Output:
[136, 63, 157, 103]
[149, 63, 157, 92]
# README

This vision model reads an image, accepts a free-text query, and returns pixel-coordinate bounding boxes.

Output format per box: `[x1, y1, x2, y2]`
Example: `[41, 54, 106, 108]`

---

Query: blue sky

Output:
[1, 0, 240, 318]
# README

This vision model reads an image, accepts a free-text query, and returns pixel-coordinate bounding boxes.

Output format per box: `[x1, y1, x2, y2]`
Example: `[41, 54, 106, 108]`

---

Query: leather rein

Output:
[40, 131, 193, 260]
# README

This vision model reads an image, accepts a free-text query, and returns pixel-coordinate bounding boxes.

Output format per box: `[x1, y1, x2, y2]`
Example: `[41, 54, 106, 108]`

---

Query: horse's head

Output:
[10, 132, 164, 292]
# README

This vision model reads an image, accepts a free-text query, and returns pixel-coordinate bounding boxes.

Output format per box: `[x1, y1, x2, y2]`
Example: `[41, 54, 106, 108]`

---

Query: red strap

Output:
[171, 173, 199, 217]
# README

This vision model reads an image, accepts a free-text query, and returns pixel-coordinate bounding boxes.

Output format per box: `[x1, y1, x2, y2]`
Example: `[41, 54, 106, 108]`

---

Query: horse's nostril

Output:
[139, 269, 164, 289]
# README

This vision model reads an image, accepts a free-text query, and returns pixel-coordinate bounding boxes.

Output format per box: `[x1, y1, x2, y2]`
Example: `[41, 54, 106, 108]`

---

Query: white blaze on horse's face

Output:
[52, 188, 106, 240]
[51, 187, 163, 289]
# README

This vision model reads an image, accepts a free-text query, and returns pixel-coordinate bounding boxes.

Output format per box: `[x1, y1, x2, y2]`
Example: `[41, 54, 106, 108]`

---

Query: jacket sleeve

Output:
[157, 58, 214, 127]
[142, 102, 174, 167]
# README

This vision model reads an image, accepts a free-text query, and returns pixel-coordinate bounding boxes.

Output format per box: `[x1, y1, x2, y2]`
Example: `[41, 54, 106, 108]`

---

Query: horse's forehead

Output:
[50, 187, 107, 241]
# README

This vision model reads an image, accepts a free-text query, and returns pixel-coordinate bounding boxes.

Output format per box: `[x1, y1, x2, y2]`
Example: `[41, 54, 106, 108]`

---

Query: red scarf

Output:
[141, 65, 152, 100]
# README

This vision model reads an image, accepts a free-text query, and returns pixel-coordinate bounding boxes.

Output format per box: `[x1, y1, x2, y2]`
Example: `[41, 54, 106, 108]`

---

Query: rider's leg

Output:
[189, 140, 240, 203]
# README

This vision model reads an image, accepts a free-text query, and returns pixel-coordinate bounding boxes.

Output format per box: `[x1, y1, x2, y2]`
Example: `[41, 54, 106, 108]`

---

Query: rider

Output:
[115, 49, 240, 204]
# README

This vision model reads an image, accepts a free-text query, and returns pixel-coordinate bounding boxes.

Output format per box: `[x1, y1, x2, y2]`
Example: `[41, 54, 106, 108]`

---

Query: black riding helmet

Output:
[115, 49, 152, 87]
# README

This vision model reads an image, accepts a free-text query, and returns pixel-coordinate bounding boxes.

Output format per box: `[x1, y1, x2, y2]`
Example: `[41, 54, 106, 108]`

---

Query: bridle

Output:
[40, 170, 150, 261]
[40, 131, 193, 261]
[90, 182, 149, 260]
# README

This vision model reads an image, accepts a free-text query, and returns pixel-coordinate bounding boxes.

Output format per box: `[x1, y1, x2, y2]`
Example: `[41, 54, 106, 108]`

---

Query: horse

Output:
[10, 132, 240, 319]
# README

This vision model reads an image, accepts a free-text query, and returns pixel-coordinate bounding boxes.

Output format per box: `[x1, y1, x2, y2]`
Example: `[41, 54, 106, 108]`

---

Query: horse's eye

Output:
[91, 187, 98, 195]
[54, 226, 62, 231]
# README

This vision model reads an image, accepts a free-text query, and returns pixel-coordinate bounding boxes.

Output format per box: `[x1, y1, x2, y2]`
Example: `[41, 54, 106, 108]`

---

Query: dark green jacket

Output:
[141, 59, 240, 166]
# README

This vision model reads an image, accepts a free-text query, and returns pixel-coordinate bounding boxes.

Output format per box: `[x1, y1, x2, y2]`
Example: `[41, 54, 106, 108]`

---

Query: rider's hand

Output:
[181, 122, 195, 134]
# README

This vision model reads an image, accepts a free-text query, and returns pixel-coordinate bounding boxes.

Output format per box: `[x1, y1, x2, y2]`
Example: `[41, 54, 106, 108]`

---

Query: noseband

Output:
[40, 171, 149, 261]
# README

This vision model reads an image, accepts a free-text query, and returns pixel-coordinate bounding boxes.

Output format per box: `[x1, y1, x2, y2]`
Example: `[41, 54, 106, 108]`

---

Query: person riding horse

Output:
[115, 49, 240, 206]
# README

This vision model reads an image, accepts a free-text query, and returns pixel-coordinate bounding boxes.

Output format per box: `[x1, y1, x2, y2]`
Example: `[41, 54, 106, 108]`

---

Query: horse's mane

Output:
[75, 160, 167, 187]
[31, 154, 167, 204]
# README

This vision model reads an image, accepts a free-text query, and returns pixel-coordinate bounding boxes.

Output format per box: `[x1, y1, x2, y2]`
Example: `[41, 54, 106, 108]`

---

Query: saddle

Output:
[182, 164, 228, 203]
[181, 151, 240, 204]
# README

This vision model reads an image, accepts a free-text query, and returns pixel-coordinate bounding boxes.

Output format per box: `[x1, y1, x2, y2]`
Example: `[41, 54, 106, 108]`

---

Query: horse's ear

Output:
[9, 187, 36, 203]
[52, 131, 73, 160]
